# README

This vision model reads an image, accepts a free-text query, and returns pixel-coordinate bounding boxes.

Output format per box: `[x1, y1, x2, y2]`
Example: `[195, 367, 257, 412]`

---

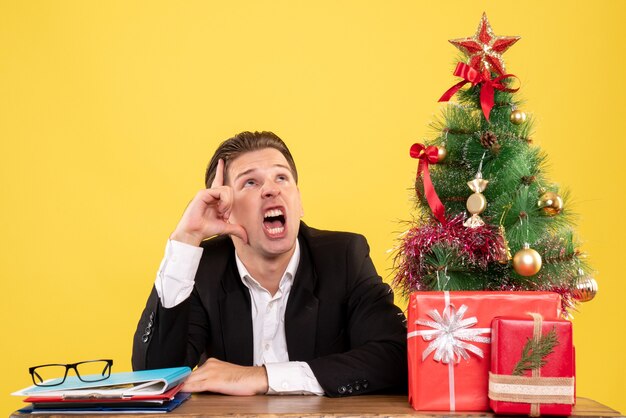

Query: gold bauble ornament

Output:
[573, 271, 598, 302]
[538, 191, 564, 216]
[510, 109, 527, 125]
[437, 146, 447, 162]
[512, 243, 542, 276]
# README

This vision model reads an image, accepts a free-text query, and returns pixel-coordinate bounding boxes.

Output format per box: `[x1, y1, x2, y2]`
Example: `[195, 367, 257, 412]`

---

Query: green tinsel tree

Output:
[393, 13, 596, 314]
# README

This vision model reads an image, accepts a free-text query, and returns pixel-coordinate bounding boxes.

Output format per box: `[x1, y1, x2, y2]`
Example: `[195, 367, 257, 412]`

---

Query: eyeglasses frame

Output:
[29, 359, 113, 387]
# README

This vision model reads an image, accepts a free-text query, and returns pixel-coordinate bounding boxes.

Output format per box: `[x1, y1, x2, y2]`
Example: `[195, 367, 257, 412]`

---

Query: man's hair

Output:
[204, 131, 298, 187]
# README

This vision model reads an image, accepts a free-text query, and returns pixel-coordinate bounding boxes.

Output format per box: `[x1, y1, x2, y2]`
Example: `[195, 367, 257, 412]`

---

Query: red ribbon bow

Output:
[439, 62, 519, 121]
[410, 143, 446, 225]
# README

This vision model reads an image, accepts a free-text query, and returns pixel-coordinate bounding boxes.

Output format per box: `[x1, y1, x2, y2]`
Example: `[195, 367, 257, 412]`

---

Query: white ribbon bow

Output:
[415, 304, 491, 364]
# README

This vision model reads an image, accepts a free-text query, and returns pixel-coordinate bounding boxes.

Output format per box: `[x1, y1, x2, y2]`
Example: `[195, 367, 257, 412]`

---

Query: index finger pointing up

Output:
[211, 159, 225, 188]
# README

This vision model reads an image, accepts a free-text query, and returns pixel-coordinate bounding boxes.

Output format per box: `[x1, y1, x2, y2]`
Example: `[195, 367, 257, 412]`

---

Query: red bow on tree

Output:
[410, 143, 446, 225]
[439, 62, 519, 121]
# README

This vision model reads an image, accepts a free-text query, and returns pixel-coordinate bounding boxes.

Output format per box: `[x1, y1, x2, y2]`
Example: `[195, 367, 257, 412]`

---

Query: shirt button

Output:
[264, 343, 270, 351]
[281, 382, 289, 389]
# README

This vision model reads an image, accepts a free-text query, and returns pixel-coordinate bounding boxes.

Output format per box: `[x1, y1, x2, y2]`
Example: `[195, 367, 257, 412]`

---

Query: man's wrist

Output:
[169, 229, 203, 246]
[254, 365, 269, 395]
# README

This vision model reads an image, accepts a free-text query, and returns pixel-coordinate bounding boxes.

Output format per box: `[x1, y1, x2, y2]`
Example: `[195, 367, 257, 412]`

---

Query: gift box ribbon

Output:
[488, 373, 575, 405]
[488, 313, 575, 416]
[408, 291, 491, 411]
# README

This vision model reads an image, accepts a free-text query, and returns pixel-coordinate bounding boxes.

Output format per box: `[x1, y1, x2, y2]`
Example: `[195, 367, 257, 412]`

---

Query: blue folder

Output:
[18, 392, 192, 414]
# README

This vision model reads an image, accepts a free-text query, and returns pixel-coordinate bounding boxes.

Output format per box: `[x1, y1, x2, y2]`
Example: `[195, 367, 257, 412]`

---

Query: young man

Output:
[132, 131, 407, 397]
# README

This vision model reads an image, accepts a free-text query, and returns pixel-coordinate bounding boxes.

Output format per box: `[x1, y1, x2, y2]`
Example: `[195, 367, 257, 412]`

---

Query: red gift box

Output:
[407, 291, 561, 411]
[489, 315, 575, 416]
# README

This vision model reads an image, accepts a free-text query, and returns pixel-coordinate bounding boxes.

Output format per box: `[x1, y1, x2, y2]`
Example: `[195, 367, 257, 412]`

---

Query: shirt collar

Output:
[235, 239, 301, 292]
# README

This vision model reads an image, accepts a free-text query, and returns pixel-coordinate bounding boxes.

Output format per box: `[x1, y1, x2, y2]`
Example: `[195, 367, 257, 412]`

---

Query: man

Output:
[132, 131, 407, 397]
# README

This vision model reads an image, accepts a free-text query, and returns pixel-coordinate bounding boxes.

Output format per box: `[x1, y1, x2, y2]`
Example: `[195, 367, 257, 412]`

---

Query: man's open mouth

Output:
[263, 208, 286, 236]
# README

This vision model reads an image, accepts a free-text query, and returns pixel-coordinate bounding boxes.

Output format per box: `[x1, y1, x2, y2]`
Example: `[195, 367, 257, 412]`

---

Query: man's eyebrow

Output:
[233, 164, 292, 182]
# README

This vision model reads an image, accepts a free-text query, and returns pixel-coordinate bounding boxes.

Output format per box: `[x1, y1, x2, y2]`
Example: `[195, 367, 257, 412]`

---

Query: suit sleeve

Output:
[307, 235, 408, 397]
[131, 285, 210, 371]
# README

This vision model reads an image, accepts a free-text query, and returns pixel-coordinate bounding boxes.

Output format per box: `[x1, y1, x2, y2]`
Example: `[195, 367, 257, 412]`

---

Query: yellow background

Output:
[1, 1, 624, 414]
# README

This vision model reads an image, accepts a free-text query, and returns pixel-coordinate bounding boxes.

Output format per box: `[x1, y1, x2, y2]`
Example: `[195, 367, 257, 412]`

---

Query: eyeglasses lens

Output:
[76, 360, 112, 382]
[32, 365, 67, 386]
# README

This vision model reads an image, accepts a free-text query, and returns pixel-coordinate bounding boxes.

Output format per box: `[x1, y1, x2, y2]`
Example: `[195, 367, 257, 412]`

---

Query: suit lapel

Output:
[219, 258, 254, 366]
[285, 234, 319, 361]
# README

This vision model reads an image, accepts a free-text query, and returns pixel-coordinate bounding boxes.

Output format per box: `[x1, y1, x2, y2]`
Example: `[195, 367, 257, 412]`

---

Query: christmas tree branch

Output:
[512, 326, 559, 376]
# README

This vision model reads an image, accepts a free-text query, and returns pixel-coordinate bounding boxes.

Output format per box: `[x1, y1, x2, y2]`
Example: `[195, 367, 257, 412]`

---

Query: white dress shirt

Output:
[154, 239, 324, 395]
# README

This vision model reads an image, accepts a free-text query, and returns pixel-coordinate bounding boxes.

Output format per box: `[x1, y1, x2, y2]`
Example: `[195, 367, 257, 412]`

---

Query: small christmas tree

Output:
[393, 13, 597, 314]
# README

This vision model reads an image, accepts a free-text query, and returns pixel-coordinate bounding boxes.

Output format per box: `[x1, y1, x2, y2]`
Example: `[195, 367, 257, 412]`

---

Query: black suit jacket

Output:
[132, 223, 407, 397]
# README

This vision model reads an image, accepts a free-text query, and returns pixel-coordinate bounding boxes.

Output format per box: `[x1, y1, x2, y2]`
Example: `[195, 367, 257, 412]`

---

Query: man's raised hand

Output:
[169, 159, 247, 246]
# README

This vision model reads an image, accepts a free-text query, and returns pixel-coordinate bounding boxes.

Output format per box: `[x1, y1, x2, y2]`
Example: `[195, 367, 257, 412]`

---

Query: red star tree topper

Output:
[449, 12, 520, 75]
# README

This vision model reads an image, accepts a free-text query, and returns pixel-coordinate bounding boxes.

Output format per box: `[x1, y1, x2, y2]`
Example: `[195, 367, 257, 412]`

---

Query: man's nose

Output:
[261, 181, 280, 198]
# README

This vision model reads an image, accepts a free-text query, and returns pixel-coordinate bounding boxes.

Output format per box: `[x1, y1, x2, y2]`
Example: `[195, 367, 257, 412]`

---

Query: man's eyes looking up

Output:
[241, 175, 289, 188]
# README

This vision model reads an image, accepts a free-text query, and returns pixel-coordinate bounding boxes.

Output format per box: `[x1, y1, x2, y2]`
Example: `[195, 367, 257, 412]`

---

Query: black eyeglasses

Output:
[29, 359, 113, 387]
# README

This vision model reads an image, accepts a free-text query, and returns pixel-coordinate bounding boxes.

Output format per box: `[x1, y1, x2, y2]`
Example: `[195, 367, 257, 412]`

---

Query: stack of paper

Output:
[12, 367, 192, 414]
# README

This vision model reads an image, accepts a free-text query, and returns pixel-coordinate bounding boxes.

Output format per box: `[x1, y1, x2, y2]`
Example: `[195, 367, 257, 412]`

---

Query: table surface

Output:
[11, 395, 624, 418]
